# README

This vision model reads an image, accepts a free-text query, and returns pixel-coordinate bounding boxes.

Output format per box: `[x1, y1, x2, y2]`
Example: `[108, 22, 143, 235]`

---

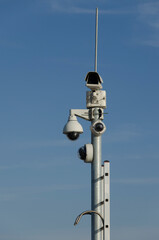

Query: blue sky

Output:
[0, 0, 159, 239]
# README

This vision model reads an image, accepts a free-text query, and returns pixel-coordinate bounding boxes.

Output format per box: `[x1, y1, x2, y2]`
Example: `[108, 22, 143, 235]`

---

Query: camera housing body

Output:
[90, 120, 106, 136]
[63, 115, 83, 141]
[85, 72, 106, 109]
[78, 144, 93, 163]
[86, 90, 106, 109]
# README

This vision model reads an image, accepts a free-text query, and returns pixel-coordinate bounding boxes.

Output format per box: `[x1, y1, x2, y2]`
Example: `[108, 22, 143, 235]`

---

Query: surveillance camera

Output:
[85, 72, 103, 91]
[78, 144, 93, 163]
[90, 120, 106, 136]
[63, 115, 83, 141]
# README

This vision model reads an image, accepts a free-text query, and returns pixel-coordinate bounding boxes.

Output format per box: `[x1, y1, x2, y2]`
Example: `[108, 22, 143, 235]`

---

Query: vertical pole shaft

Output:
[103, 161, 110, 240]
[101, 165, 104, 240]
[95, 8, 98, 72]
[91, 9, 101, 240]
[91, 108, 102, 240]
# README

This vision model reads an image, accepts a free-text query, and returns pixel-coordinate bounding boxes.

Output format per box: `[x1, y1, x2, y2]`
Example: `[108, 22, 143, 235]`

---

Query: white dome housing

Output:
[63, 115, 83, 141]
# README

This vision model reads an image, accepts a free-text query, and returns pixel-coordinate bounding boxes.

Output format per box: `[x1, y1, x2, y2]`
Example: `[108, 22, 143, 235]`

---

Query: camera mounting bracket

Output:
[70, 109, 90, 121]
[70, 108, 104, 121]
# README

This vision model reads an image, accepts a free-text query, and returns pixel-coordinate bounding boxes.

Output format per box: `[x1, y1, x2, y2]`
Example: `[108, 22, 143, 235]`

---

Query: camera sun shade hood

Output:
[85, 72, 103, 90]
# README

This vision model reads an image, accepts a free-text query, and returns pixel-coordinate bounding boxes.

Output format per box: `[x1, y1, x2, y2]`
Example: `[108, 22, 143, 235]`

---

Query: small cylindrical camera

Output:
[90, 120, 106, 136]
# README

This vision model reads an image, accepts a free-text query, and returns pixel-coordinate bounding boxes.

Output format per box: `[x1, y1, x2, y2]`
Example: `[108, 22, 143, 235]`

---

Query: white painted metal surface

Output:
[84, 144, 93, 163]
[91, 108, 102, 240]
[103, 161, 110, 240]
[63, 115, 83, 134]
[86, 90, 106, 109]
[63, 7, 110, 240]
[101, 165, 104, 240]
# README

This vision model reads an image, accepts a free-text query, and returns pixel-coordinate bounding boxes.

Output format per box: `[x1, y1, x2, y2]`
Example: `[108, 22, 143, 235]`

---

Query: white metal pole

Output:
[103, 161, 110, 240]
[101, 164, 104, 240]
[63, 6, 108, 240]
[91, 8, 103, 240]
[91, 108, 102, 240]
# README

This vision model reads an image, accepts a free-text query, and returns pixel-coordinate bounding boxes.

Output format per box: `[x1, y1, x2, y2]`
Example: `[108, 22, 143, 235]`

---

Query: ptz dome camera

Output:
[63, 115, 83, 141]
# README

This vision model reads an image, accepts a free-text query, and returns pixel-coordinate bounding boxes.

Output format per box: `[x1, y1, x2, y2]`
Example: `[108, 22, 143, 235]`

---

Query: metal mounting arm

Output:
[70, 109, 90, 121]
[74, 210, 104, 226]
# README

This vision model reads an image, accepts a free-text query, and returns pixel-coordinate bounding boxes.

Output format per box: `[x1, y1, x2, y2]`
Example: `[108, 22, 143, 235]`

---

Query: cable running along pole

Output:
[91, 8, 103, 240]
[95, 8, 98, 72]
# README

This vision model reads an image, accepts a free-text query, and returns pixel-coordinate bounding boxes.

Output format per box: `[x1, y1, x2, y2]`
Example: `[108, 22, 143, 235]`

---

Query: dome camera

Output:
[63, 115, 83, 141]
[90, 120, 106, 136]
[78, 144, 93, 163]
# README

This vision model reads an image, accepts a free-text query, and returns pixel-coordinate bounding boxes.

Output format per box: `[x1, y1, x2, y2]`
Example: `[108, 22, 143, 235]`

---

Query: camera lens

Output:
[94, 122, 104, 132]
[78, 146, 86, 160]
[67, 132, 80, 141]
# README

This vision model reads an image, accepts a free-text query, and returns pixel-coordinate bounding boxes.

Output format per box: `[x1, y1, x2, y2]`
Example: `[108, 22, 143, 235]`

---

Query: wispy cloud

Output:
[104, 123, 141, 143]
[112, 177, 159, 185]
[138, 1, 159, 29]
[0, 229, 90, 240]
[112, 226, 159, 240]
[0, 39, 23, 49]
[50, 1, 134, 15]
[17, 139, 71, 148]
[51, 2, 94, 14]
[0, 158, 72, 171]
[142, 39, 159, 47]
[0, 138, 72, 151]
[0, 193, 16, 202]
[137, 1, 159, 47]
[138, 2, 159, 18]
[0, 183, 89, 202]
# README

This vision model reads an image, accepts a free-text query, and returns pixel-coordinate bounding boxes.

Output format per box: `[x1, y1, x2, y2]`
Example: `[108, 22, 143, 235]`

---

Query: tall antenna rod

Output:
[95, 8, 98, 72]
